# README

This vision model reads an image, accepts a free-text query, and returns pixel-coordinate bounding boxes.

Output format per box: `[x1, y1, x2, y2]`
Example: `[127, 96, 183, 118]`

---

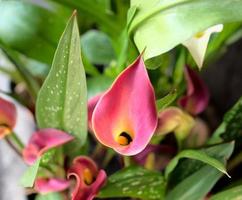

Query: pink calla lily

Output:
[0, 96, 17, 139]
[91, 55, 158, 155]
[23, 128, 74, 165]
[178, 66, 209, 115]
[68, 156, 107, 200]
[35, 178, 70, 194]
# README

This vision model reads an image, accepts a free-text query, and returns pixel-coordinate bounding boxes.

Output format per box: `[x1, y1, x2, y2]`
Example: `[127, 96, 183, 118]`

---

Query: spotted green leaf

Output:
[209, 96, 242, 144]
[98, 166, 166, 200]
[36, 12, 87, 144]
[210, 185, 242, 200]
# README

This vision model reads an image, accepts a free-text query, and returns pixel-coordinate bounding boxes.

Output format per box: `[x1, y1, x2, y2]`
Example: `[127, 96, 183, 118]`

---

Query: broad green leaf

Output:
[165, 149, 230, 180]
[0, 1, 66, 64]
[20, 158, 41, 187]
[156, 89, 177, 111]
[36, 13, 87, 143]
[98, 166, 166, 200]
[81, 30, 116, 65]
[168, 142, 234, 188]
[210, 185, 242, 200]
[209, 96, 242, 144]
[129, 0, 242, 61]
[36, 192, 63, 200]
[166, 165, 222, 200]
[165, 142, 234, 200]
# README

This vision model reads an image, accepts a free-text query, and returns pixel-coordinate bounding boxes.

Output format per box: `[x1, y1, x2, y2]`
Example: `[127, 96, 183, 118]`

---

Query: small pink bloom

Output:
[23, 128, 74, 165]
[68, 156, 107, 200]
[92, 55, 158, 155]
[178, 66, 209, 115]
[0, 96, 17, 139]
[35, 178, 70, 194]
[155, 107, 195, 141]
[185, 118, 209, 148]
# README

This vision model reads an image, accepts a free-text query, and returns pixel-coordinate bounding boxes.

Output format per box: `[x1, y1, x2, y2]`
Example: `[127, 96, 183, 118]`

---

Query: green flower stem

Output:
[102, 149, 115, 168]
[5, 136, 22, 157]
[123, 156, 131, 167]
[144, 153, 155, 170]
[10, 132, 24, 150]
[92, 143, 104, 159]
[5, 132, 25, 158]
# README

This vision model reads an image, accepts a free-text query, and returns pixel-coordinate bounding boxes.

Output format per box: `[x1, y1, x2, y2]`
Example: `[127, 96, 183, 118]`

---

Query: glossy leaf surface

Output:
[98, 166, 166, 200]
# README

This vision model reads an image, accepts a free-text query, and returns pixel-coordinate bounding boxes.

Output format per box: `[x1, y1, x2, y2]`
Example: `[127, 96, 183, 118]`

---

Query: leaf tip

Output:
[72, 9, 77, 17]
[223, 170, 231, 178]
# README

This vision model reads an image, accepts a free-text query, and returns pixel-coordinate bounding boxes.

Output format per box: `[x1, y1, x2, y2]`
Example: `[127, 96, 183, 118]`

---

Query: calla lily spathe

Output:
[182, 24, 223, 69]
[91, 55, 158, 156]
[155, 107, 195, 141]
[68, 156, 107, 200]
[23, 128, 74, 165]
[35, 178, 70, 194]
[178, 66, 209, 115]
[0, 93, 35, 142]
[0, 96, 17, 139]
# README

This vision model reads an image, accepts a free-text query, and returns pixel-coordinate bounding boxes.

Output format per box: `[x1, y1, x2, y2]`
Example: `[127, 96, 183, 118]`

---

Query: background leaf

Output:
[0, 45, 40, 99]
[129, 0, 242, 61]
[156, 89, 178, 111]
[0, 1, 66, 65]
[98, 166, 166, 200]
[36, 12, 87, 143]
[87, 75, 113, 98]
[81, 30, 116, 65]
